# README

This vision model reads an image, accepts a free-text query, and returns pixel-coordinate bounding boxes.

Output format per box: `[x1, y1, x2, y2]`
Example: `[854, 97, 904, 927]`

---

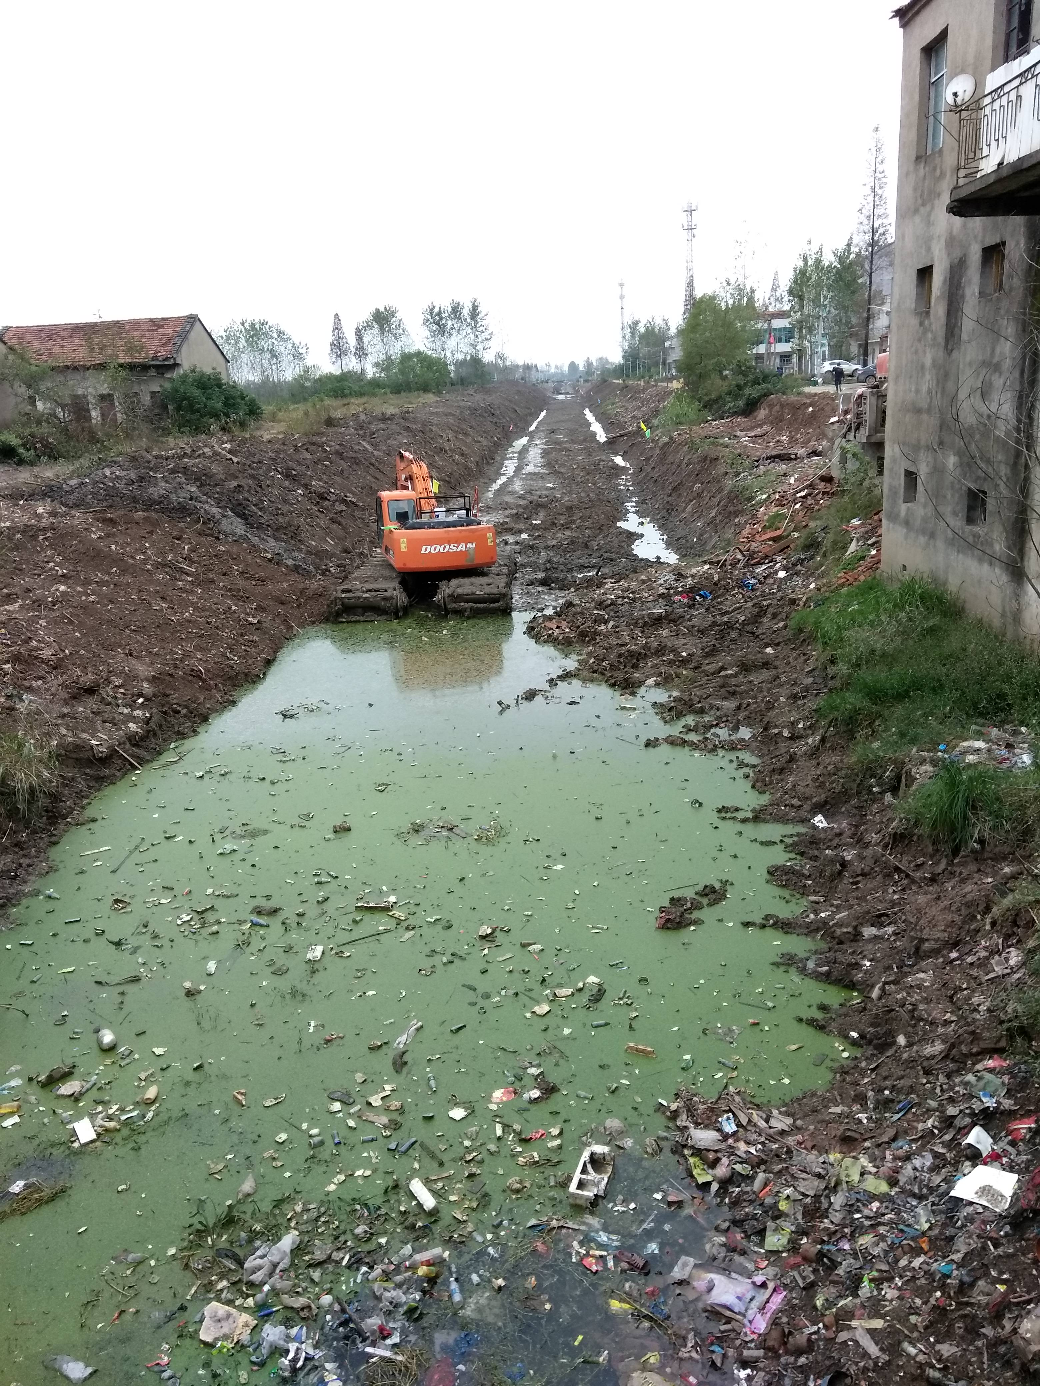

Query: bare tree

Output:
[857, 127, 891, 367]
[365, 305, 410, 370]
[465, 298, 493, 362]
[218, 319, 308, 383]
[329, 313, 350, 372]
[354, 323, 369, 377]
[421, 303, 450, 359]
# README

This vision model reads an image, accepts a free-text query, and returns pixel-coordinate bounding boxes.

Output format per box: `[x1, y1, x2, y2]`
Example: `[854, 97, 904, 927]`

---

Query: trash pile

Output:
[900, 725, 1035, 793]
[660, 1061, 1040, 1380]
[723, 467, 881, 590]
[131, 1123, 755, 1386]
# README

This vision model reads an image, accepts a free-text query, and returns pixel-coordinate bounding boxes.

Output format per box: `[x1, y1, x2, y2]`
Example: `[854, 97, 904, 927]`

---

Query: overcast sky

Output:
[5, 1, 902, 368]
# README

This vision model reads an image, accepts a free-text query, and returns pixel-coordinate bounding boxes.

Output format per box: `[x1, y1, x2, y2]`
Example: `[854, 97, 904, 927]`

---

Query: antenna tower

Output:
[682, 202, 698, 321]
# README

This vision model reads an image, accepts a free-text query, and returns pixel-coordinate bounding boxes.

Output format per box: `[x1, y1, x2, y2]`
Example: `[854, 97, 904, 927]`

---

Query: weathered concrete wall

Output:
[884, 0, 1040, 637]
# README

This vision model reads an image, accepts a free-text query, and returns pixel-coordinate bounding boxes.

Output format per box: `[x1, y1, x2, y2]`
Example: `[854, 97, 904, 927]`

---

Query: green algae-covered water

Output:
[0, 615, 850, 1378]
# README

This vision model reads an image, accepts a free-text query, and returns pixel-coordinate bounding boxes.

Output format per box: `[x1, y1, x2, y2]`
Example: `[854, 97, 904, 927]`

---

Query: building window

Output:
[926, 35, 947, 153]
[916, 265, 934, 312]
[1005, 0, 1034, 62]
[903, 469, 919, 503]
[980, 242, 1006, 296]
[966, 486, 988, 525]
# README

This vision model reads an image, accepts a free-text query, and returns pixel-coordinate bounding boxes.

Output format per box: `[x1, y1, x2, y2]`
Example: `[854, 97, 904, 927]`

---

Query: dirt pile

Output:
[31, 385, 539, 576]
[0, 384, 542, 903]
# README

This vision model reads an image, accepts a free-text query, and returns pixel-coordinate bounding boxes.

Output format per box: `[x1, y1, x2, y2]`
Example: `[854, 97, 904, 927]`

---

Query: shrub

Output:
[385, 351, 451, 394]
[656, 392, 706, 429]
[0, 730, 56, 819]
[161, 369, 262, 433]
[0, 431, 32, 465]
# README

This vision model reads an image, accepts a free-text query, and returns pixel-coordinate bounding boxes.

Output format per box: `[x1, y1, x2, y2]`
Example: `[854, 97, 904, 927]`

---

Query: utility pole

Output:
[682, 203, 698, 322]
[618, 280, 625, 374]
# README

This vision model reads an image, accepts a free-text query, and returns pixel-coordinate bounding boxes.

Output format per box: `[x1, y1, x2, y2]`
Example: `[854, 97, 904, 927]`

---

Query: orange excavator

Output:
[329, 450, 515, 621]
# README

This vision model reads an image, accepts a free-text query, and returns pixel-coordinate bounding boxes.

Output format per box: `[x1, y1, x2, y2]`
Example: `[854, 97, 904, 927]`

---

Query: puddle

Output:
[582, 411, 679, 564]
[584, 408, 607, 444]
[616, 504, 679, 565]
[0, 616, 848, 1377]
[485, 413, 545, 501]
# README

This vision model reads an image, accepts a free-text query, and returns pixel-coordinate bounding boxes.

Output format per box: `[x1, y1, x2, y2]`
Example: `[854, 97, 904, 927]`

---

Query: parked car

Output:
[855, 351, 889, 383]
[819, 359, 860, 385]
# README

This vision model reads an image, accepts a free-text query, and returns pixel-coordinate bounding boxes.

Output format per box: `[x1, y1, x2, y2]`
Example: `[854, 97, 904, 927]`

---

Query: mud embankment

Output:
[597, 382, 838, 560]
[0, 383, 543, 904]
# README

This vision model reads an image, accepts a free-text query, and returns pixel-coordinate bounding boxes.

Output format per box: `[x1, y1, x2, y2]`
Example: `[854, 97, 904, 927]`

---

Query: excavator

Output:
[328, 450, 515, 621]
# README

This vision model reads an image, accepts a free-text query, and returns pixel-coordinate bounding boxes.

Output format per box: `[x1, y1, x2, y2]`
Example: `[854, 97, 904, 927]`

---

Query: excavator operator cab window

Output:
[391, 499, 417, 526]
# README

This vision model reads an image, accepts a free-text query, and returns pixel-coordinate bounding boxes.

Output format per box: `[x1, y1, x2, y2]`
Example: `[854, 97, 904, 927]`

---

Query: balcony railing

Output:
[957, 56, 1040, 187]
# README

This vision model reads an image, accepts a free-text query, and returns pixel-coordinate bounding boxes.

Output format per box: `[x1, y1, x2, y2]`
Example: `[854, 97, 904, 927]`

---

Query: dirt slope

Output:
[0, 383, 542, 903]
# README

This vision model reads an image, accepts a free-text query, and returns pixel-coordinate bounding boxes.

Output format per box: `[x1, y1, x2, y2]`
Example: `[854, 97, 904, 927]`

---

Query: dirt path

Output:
[478, 393, 656, 606]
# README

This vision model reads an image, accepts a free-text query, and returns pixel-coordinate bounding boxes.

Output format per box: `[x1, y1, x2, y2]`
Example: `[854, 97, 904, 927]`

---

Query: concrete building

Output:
[884, 0, 1040, 638]
[753, 310, 796, 374]
[0, 315, 228, 428]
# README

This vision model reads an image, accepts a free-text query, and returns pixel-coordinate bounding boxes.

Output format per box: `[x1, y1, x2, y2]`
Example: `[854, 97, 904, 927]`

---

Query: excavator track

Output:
[327, 554, 409, 623]
[437, 556, 516, 616]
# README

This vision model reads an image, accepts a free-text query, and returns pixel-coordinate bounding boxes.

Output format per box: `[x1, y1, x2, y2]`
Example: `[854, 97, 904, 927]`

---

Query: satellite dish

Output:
[946, 73, 977, 108]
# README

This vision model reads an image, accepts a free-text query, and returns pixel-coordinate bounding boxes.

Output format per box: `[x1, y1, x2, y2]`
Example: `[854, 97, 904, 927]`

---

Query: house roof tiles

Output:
[0, 315, 201, 368]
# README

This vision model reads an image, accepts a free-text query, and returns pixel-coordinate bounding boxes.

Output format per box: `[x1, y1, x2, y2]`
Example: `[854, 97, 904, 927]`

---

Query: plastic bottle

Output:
[448, 1269, 463, 1307]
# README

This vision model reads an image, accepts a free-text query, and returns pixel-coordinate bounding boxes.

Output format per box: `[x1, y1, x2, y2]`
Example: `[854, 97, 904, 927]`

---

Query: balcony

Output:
[949, 50, 1040, 217]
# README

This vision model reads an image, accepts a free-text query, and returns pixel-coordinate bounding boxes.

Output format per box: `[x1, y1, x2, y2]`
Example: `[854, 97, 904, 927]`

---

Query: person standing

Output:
[832, 363, 845, 395]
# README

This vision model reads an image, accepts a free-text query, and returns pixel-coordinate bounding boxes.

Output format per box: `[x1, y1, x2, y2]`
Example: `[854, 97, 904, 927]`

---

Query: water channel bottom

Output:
[0, 615, 848, 1376]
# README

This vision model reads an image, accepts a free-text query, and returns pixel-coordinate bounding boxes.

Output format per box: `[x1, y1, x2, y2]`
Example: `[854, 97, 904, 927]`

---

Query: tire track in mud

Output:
[482, 395, 675, 608]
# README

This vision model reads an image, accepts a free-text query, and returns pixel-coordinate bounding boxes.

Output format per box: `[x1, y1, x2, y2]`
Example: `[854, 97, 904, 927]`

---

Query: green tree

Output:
[677, 292, 759, 396]
[787, 245, 829, 376]
[161, 369, 262, 433]
[826, 238, 866, 361]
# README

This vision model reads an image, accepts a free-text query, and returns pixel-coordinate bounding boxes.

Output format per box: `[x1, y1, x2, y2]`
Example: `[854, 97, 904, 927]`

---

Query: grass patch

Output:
[900, 761, 1017, 854]
[261, 392, 433, 436]
[0, 729, 56, 819]
[792, 576, 1040, 758]
[656, 390, 706, 429]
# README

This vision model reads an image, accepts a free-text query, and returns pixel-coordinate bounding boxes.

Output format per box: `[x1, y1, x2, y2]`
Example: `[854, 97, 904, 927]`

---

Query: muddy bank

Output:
[0, 383, 543, 904]
[595, 383, 838, 561]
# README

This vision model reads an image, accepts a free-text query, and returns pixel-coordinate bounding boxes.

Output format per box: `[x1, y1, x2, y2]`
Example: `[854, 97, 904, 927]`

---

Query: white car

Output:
[819, 359, 860, 385]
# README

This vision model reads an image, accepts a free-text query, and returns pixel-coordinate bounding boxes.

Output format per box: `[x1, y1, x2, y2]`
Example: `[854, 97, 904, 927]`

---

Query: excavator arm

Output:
[395, 451, 437, 516]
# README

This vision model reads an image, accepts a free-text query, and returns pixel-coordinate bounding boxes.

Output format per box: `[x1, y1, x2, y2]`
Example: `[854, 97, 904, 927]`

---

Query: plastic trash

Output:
[963, 1125, 994, 1157]
[449, 1272, 464, 1307]
[409, 1178, 438, 1213]
[949, 1164, 1019, 1212]
[72, 1118, 96, 1146]
[96, 1029, 116, 1051]
[198, 1301, 257, 1346]
[44, 1357, 95, 1382]
[811, 814, 829, 829]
